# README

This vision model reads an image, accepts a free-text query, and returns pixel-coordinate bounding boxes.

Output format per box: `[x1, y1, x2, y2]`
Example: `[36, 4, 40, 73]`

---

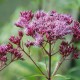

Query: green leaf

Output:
[30, 74, 44, 77]
[52, 74, 71, 80]
[37, 62, 46, 70]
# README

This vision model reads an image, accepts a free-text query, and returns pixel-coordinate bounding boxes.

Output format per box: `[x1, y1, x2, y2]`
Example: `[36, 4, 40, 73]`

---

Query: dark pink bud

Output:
[18, 30, 23, 38]
[9, 36, 21, 45]
[7, 43, 13, 50]
[9, 48, 22, 59]
[15, 53, 22, 59]
[15, 11, 33, 28]
[72, 21, 80, 41]
[0, 56, 7, 62]
[73, 53, 79, 59]
[25, 41, 34, 47]
[0, 45, 7, 55]
[25, 27, 34, 36]
[15, 21, 24, 28]
[59, 41, 74, 57]
[35, 10, 46, 19]
[20, 11, 34, 21]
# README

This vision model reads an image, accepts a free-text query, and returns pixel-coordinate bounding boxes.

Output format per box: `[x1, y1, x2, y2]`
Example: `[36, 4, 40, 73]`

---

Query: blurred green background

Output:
[0, 0, 80, 80]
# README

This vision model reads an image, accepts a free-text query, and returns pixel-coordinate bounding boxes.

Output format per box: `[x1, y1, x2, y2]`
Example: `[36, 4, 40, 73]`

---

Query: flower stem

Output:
[48, 42, 51, 80]
[48, 55, 51, 80]
[20, 47, 48, 79]
[52, 58, 64, 77]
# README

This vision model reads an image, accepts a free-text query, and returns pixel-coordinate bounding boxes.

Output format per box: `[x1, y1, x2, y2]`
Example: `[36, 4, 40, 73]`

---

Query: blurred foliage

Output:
[0, 0, 80, 80]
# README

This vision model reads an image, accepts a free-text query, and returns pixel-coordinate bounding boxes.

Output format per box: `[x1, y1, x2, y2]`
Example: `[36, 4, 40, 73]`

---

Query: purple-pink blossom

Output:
[34, 34, 44, 46]
[14, 10, 80, 46]
[35, 11, 46, 19]
[0, 10, 80, 71]
[15, 11, 33, 28]
[9, 35, 21, 45]
[25, 40, 34, 47]
[72, 21, 80, 41]
[59, 41, 74, 57]
[0, 45, 7, 55]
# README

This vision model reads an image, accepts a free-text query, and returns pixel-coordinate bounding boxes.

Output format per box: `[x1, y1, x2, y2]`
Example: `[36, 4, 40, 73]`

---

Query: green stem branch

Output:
[20, 47, 48, 79]
[52, 58, 64, 78]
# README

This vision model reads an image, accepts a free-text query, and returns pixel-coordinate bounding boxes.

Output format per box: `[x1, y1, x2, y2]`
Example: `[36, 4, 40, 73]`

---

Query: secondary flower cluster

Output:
[0, 10, 80, 70]
[72, 21, 80, 41]
[0, 31, 23, 69]
[59, 41, 79, 59]
[59, 41, 74, 57]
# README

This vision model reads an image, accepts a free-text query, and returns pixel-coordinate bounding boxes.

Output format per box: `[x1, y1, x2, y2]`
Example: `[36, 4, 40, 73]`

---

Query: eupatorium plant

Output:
[0, 10, 80, 80]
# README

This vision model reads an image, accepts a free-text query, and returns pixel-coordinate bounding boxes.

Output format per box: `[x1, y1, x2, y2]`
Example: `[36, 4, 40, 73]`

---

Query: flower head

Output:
[0, 56, 7, 62]
[15, 10, 74, 42]
[34, 34, 44, 46]
[72, 21, 80, 41]
[15, 11, 34, 28]
[59, 41, 74, 57]
[25, 40, 34, 47]
[35, 10, 46, 19]
[0, 45, 7, 55]
[18, 30, 23, 38]
[9, 35, 21, 45]
[73, 53, 79, 59]
[9, 48, 22, 59]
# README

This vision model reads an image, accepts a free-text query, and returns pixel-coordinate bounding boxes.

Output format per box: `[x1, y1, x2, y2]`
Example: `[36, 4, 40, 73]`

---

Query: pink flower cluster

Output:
[0, 45, 7, 62]
[15, 11, 72, 43]
[15, 11, 34, 28]
[59, 41, 74, 57]
[72, 21, 80, 41]
[15, 10, 80, 57]
[0, 10, 80, 70]
[0, 31, 23, 69]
